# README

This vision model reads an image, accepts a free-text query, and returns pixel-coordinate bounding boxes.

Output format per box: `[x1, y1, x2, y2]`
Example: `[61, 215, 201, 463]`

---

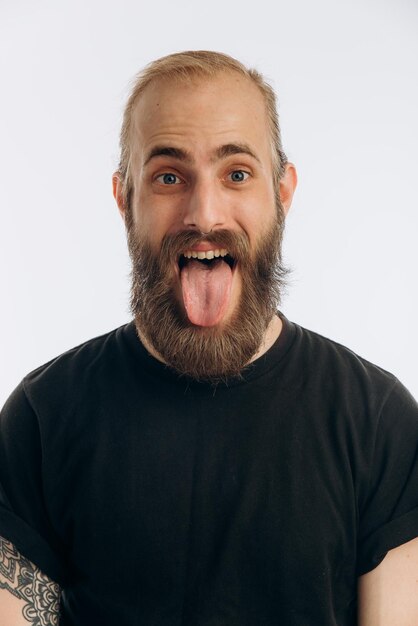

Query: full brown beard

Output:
[127, 212, 287, 382]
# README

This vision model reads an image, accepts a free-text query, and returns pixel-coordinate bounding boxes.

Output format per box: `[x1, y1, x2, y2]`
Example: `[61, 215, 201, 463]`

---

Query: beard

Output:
[126, 209, 287, 383]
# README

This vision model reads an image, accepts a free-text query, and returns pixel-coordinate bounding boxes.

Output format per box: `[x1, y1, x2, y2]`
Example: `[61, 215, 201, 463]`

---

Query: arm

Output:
[358, 536, 418, 626]
[0, 536, 61, 626]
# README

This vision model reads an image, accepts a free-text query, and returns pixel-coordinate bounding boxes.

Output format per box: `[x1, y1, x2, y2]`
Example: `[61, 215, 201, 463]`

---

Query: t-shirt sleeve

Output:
[357, 379, 418, 575]
[0, 382, 69, 586]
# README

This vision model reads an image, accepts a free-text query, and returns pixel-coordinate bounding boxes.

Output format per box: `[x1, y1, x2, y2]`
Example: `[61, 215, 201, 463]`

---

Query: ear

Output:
[279, 163, 297, 216]
[112, 172, 127, 223]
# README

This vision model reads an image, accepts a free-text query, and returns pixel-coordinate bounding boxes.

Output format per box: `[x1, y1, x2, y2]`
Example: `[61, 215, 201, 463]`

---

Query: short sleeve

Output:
[357, 380, 418, 575]
[0, 383, 69, 586]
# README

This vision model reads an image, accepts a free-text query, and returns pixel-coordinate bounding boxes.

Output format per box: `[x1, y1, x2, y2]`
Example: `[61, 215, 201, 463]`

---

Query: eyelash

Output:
[154, 170, 251, 185]
[155, 172, 183, 185]
[227, 170, 250, 183]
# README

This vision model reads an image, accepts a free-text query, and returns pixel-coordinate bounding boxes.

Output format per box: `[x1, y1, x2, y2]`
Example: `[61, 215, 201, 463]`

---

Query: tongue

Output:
[181, 259, 233, 327]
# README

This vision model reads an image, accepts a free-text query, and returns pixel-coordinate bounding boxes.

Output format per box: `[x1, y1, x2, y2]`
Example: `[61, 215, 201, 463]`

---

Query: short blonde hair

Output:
[118, 50, 288, 206]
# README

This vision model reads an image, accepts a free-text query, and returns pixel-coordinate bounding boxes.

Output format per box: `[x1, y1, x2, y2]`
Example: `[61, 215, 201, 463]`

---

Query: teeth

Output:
[183, 249, 228, 260]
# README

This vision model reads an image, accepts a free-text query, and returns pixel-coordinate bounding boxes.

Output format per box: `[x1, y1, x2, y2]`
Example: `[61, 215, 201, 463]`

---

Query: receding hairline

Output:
[128, 69, 269, 143]
[127, 50, 262, 97]
[124, 54, 257, 136]
[130, 67, 266, 116]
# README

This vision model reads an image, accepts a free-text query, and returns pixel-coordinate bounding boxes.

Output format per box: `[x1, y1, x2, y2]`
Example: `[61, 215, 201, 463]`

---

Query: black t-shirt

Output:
[1, 315, 418, 625]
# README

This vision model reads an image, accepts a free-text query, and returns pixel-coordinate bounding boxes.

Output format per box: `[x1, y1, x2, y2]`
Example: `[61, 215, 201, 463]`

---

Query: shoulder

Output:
[294, 321, 394, 380]
[292, 320, 397, 385]
[14, 322, 135, 415]
[287, 318, 416, 419]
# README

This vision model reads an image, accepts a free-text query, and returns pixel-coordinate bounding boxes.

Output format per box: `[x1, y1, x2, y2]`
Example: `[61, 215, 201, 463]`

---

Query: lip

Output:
[185, 242, 224, 252]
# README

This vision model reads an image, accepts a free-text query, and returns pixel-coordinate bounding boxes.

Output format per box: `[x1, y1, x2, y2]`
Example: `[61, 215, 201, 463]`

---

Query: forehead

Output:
[130, 72, 271, 167]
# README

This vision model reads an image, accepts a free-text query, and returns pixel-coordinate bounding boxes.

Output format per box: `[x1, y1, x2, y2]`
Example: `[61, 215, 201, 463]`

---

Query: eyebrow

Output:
[144, 146, 193, 166]
[213, 143, 261, 164]
[143, 142, 261, 167]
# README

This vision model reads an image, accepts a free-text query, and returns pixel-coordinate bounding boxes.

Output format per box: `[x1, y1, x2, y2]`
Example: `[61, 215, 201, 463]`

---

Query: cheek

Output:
[133, 186, 186, 240]
[236, 196, 276, 245]
[131, 199, 172, 246]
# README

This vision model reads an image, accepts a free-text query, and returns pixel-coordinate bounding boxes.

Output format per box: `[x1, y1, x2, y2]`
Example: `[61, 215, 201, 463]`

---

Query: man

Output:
[0, 50, 417, 625]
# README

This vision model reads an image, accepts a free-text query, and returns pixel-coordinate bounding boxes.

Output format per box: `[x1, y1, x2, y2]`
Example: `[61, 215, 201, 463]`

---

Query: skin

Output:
[113, 71, 297, 362]
[357, 537, 418, 625]
[0, 536, 60, 625]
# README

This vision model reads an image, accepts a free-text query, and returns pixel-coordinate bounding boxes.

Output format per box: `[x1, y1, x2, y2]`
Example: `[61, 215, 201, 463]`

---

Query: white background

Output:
[1, 0, 417, 407]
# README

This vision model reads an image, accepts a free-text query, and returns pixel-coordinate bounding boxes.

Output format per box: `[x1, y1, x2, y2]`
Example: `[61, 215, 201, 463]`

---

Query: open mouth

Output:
[178, 249, 236, 271]
[177, 248, 237, 327]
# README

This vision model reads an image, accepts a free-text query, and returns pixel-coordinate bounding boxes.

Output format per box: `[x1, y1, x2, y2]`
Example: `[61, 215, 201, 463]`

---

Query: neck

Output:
[249, 313, 283, 362]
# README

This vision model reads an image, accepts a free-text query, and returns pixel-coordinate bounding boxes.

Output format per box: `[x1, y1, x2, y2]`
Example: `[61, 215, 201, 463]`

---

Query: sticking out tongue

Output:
[181, 259, 233, 326]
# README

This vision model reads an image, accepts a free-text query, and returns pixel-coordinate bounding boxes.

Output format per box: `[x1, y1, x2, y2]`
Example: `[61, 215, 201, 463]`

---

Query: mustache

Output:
[159, 229, 251, 266]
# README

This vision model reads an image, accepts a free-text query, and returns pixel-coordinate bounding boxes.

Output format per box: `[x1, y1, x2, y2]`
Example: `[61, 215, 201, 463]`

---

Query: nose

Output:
[182, 177, 226, 233]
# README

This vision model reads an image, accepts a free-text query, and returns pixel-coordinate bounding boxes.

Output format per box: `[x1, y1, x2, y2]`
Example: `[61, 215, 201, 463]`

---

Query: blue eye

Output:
[156, 173, 181, 185]
[229, 170, 249, 183]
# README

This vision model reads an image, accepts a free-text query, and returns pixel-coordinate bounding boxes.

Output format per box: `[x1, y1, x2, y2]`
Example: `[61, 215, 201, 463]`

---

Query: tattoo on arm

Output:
[0, 536, 61, 625]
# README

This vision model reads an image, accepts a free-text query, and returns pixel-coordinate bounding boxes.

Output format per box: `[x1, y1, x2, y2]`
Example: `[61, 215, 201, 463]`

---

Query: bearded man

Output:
[1, 51, 418, 626]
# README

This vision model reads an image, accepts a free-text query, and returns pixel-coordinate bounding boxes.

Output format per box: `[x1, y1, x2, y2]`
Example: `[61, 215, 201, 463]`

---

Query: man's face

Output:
[115, 72, 295, 380]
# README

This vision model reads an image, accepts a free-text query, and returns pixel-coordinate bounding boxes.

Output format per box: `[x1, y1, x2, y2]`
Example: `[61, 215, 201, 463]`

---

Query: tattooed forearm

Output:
[0, 536, 60, 625]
